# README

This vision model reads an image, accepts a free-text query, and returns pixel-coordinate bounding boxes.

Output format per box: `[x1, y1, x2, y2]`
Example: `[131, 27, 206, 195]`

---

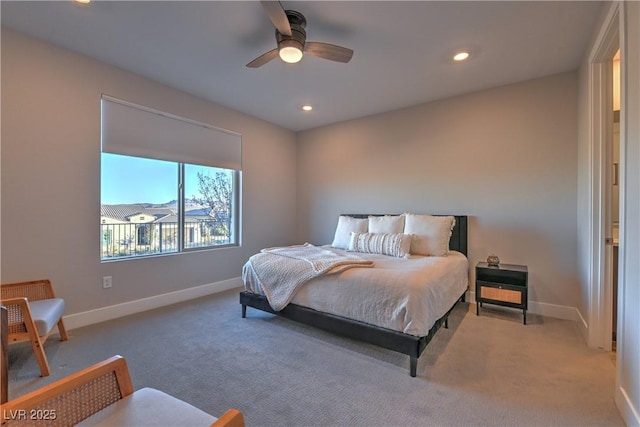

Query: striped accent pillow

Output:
[348, 232, 412, 258]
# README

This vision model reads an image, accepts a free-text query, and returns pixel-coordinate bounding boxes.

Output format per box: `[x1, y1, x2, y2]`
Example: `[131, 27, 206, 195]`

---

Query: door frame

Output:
[586, 1, 621, 350]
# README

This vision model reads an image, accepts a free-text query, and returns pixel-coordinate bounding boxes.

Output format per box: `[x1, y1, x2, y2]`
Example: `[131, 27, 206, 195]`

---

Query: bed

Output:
[240, 214, 468, 377]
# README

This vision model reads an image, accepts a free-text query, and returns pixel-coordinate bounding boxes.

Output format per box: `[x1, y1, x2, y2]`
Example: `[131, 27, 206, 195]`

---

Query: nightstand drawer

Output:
[480, 285, 522, 304]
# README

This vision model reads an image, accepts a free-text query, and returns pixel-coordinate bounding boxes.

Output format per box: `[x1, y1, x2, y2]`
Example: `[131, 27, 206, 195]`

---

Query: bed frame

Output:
[240, 214, 468, 377]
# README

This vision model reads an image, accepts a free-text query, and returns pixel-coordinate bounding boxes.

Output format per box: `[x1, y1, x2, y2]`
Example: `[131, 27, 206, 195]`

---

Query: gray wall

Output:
[1, 29, 298, 314]
[296, 72, 580, 310]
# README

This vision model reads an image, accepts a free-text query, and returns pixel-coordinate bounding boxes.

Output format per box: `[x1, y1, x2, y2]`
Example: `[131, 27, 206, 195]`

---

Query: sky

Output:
[101, 153, 225, 205]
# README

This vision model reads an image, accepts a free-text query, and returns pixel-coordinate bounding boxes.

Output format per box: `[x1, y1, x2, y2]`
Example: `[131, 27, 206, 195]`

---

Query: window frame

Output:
[178, 163, 241, 254]
[100, 155, 241, 262]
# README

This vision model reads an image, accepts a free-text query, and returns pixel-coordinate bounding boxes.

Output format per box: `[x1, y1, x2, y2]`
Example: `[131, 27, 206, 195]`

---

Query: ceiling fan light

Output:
[278, 39, 304, 63]
[279, 46, 303, 63]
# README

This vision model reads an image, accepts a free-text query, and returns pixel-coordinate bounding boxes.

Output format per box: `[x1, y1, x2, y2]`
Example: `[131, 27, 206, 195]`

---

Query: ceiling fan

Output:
[246, 0, 354, 68]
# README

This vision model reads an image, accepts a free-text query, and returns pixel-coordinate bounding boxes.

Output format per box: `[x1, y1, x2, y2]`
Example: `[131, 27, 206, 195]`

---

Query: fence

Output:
[100, 220, 230, 259]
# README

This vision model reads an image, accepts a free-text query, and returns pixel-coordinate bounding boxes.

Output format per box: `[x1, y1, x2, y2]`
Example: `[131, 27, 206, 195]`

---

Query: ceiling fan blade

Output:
[260, 0, 292, 36]
[246, 48, 279, 68]
[304, 42, 353, 63]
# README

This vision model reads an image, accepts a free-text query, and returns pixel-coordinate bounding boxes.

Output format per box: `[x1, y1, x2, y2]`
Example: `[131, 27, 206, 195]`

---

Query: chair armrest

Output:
[0, 298, 32, 334]
[1, 355, 134, 426]
[211, 409, 245, 427]
[0, 297, 29, 307]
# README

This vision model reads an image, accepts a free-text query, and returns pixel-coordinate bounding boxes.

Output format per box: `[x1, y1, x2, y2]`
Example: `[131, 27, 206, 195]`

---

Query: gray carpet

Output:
[7, 288, 623, 426]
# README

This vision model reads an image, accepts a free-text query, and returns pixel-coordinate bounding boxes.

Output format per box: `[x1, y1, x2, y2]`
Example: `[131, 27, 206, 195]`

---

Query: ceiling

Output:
[1, 1, 602, 132]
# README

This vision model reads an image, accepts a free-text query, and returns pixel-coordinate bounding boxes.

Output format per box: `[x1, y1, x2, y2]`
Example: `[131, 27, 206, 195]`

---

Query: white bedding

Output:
[243, 244, 373, 311]
[243, 248, 469, 337]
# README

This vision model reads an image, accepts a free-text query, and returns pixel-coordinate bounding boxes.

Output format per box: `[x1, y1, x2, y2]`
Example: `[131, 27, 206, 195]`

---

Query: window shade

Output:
[101, 96, 242, 170]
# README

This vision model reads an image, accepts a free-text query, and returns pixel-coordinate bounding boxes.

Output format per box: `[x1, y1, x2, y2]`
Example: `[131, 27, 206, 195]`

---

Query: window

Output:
[100, 96, 241, 261]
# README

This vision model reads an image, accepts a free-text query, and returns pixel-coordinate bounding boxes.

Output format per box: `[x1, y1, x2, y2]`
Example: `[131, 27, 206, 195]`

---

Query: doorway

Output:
[598, 43, 619, 354]
[610, 49, 620, 351]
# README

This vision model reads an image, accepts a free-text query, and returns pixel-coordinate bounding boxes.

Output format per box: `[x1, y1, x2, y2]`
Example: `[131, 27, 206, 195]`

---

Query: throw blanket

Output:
[243, 243, 374, 311]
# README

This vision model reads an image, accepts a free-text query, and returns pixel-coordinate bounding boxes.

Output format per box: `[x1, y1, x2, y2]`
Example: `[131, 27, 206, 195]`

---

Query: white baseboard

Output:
[616, 385, 640, 427]
[63, 277, 242, 330]
[65, 285, 583, 330]
[468, 291, 581, 322]
[527, 301, 580, 321]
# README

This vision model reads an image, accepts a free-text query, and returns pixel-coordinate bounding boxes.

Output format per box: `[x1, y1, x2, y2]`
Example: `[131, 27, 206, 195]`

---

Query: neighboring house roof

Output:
[101, 204, 212, 224]
[101, 204, 175, 223]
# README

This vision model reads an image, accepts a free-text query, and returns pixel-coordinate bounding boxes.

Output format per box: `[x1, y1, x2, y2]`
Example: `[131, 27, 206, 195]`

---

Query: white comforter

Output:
[243, 244, 373, 311]
[243, 248, 469, 337]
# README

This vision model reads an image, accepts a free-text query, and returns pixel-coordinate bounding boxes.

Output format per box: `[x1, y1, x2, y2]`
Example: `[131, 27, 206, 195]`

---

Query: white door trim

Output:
[586, 1, 620, 350]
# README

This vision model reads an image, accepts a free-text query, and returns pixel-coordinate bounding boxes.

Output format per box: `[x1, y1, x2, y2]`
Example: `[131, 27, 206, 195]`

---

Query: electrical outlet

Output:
[103, 276, 112, 289]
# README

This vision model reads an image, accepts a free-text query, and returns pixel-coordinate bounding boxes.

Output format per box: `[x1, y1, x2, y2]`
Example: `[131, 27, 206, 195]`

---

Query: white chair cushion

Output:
[77, 387, 217, 426]
[27, 298, 65, 336]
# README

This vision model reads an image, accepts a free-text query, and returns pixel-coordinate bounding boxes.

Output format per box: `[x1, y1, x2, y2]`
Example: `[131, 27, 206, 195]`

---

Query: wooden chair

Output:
[0, 279, 68, 377]
[0, 355, 245, 427]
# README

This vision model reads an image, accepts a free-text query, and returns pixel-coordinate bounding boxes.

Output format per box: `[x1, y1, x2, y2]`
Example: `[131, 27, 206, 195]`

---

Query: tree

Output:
[191, 171, 233, 243]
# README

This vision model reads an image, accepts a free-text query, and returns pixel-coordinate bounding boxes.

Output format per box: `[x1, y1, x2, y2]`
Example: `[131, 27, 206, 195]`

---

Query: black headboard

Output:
[343, 214, 468, 256]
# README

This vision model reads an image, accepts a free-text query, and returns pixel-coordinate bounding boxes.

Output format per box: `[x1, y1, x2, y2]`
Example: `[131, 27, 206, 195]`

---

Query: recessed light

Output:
[453, 51, 470, 62]
[75, 0, 91, 3]
[302, 105, 313, 112]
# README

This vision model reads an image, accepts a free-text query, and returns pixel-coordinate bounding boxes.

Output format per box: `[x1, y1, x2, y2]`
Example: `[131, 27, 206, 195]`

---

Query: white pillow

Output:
[368, 215, 405, 234]
[331, 216, 368, 249]
[403, 214, 455, 256]
[348, 232, 412, 258]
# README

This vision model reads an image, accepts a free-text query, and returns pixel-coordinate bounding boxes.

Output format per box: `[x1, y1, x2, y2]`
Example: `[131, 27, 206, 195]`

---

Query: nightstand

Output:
[476, 262, 528, 324]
